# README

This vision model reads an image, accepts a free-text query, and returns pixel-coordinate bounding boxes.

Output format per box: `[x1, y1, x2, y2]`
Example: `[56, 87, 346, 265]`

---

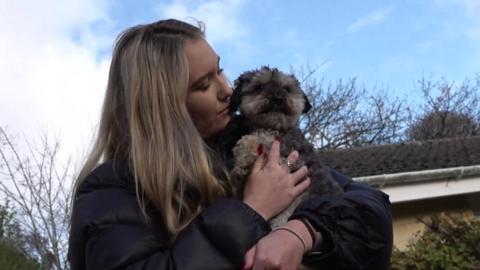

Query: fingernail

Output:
[257, 144, 264, 155]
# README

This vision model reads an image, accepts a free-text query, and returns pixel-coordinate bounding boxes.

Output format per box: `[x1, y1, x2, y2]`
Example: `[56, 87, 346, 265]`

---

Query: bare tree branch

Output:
[407, 75, 480, 140]
[292, 65, 408, 149]
[0, 127, 72, 269]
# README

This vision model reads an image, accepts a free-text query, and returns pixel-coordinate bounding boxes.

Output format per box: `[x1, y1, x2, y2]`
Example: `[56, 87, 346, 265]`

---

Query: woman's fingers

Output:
[266, 139, 281, 166]
[243, 139, 310, 220]
[251, 151, 267, 173]
[291, 166, 309, 184]
[293, 177, 311, 195]
[242, 245, 257, 270]
[280, 150, 300, 172]
[268, 140, 301, 173]
[287, 150, 300, 164]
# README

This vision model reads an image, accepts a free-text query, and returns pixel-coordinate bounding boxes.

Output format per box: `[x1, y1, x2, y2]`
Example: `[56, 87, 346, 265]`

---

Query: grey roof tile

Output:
[318, 136, 480, 177]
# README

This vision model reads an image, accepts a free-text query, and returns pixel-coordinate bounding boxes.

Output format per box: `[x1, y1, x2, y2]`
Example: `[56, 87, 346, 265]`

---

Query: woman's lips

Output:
[218, 106, 229, 116]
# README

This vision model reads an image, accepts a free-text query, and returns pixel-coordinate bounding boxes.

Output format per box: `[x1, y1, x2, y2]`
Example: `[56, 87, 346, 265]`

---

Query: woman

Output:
[68, 19, 392, 269]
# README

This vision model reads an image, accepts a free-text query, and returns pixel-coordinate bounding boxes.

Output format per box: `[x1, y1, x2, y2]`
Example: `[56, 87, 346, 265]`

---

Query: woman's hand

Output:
[243, 234, 302, 270]
[242, 219, 314, 270]
[242, 140, 311, 220]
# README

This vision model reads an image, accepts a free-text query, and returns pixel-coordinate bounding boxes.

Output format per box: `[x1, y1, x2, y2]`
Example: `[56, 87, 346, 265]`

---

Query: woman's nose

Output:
[217, 75, 232, 100]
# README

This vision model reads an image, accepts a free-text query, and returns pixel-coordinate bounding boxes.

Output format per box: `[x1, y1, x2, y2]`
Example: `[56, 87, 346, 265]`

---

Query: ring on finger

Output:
[279, 158, 295, 170]
[286, 159, 295, 170]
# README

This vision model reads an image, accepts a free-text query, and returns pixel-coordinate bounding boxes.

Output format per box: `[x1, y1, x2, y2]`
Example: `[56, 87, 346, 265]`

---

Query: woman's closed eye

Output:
[197, 84, 210, 91]
[193, 76, 210, 91]
[196, 68, 224, 91]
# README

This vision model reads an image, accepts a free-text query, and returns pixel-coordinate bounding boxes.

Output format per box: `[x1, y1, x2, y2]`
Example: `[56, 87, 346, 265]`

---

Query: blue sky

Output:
[80, 0, 480, 92]
[1, 0, 479, 160]
[149, 0, 479, 93]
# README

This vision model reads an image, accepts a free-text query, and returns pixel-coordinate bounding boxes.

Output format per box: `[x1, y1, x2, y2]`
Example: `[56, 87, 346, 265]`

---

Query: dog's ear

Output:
[302, 92, 312, 114]
[288, 73, 312, 114]
[231, 70, 256, 113]
[229, 87, 242, 114]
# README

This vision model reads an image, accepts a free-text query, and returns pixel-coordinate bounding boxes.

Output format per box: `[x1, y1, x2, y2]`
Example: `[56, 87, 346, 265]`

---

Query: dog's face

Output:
[231, 66, 311, 130]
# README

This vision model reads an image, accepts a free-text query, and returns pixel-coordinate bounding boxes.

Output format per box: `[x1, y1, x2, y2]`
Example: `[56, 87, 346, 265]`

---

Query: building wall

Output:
[390, 193, 479, 250]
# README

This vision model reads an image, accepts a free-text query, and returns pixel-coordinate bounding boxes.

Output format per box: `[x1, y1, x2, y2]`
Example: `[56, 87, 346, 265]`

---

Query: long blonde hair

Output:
[72, 19, 228, 237]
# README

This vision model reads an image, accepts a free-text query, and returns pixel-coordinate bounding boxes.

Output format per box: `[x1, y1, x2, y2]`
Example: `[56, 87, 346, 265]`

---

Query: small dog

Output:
[226, 66, 344, 229]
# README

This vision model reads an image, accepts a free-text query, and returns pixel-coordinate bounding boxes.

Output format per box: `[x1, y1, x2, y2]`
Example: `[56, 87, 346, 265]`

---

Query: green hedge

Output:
[0, 241, 40, 270]
[1, 202, 40, 270]
[391, 213, 480, 270]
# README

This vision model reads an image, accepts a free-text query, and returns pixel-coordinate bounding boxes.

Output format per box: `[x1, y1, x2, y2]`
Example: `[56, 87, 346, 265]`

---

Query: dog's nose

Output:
[272, 95, 282, 102]
[271, 97, 285, 110]
[273, 91, 285, 101]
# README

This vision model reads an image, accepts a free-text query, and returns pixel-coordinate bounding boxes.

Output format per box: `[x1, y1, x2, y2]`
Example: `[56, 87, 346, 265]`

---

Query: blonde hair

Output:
[72, 19, 228, 237]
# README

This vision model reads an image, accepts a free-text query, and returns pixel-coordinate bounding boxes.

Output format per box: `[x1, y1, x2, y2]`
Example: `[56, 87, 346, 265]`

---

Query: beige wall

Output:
[391, 193, 478, 250]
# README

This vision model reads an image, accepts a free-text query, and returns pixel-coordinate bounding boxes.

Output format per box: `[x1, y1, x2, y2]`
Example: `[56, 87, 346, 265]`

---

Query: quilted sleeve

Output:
[69, 187, 269, 270]
[289, 170, 393, 270]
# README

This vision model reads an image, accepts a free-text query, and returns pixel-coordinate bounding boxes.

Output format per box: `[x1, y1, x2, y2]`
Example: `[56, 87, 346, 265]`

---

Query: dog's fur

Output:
[226, 66, 344, 229]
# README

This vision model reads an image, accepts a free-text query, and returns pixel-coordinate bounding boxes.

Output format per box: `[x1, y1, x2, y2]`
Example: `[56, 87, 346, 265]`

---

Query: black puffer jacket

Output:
[68, 160, 392, 269]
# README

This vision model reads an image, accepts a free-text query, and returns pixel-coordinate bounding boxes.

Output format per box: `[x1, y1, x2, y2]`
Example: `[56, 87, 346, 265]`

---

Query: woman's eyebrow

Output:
[190, 56, 221, 88]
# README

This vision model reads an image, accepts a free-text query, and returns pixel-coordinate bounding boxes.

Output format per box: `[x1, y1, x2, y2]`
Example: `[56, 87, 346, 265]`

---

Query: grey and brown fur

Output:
[229, 66, 344, 229]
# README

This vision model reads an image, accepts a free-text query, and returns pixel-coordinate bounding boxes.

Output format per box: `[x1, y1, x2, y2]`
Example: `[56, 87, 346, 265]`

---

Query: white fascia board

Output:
[352, 165, 480, 203]
[378, 175, 480, 203]
[354, 165, 480, 188]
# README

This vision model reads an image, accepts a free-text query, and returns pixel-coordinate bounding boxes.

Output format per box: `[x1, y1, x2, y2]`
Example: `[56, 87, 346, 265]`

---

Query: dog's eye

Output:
[284, 86, 291, 92]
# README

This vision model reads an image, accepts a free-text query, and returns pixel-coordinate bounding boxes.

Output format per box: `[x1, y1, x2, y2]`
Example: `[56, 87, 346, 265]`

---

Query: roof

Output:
[317, 136, 480, 178]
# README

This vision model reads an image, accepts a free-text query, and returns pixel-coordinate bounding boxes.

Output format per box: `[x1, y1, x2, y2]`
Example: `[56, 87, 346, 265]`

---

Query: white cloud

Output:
[156, 0, 249, 45]
[347, 7, 393, 33]
[0, 0, 114, 162]
[155, 0, 255, 79]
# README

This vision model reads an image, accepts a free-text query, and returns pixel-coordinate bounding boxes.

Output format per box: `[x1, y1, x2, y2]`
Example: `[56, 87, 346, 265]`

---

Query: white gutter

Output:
[353, 165, 480, 203]
[354, 165, 480, 188]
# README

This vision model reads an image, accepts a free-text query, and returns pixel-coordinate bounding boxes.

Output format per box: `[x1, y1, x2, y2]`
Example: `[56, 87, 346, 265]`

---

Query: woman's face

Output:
[185, 38, 232, 138]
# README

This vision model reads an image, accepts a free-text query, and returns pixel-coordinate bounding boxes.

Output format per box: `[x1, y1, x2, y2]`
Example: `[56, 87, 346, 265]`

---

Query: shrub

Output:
[0, 203, 40, 270]
[391, 213, 480, 270]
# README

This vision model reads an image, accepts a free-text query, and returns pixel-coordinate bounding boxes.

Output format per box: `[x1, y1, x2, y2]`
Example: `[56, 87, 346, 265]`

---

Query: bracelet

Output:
[272, 226, 306, 254]
[298, 218, 316, 247]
